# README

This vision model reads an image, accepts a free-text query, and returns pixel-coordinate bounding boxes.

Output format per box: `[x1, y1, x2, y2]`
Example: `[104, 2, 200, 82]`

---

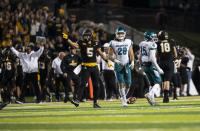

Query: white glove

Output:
[114, 59, 124, 66]
[129, 61, 134, 70]
[158, 68, 164, 74]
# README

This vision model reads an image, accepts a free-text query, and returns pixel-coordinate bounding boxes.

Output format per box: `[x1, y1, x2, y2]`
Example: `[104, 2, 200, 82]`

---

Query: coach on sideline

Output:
[9, 40, 44, 103]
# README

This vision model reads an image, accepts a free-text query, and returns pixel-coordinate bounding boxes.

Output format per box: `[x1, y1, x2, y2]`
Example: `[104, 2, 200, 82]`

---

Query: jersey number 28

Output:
[118, 47, 127, 55]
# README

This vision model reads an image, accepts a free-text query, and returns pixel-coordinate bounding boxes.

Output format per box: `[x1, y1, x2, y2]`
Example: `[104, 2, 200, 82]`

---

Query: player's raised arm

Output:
[62, 33, 79, 49]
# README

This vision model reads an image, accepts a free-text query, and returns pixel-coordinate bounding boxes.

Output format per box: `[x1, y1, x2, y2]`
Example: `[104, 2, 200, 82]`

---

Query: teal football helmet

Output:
[115, 27, 126, 40]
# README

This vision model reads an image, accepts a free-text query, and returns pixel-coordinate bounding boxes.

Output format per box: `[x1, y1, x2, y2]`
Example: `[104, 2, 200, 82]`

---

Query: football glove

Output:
[114, 59, 124, 66]
[129, 61, 134, 70]
[158, 68, 164, 74]
[62, 33, 68, 40]
[107, 61, 113, 68]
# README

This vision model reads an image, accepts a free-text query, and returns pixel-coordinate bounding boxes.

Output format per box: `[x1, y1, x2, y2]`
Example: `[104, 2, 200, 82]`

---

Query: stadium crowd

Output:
[0, 0, 199, 109]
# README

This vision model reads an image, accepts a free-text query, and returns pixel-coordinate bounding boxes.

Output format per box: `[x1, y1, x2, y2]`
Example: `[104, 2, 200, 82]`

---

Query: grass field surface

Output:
[0, 96, 200, 131]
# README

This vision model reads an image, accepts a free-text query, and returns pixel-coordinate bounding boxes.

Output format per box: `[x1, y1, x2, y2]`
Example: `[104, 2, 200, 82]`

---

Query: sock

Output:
[149, 84, 160, 102]
[173, 87, 177, 99]
[119, 88, 126, 101]
[164, 90, 169, 99]
[149, 86, 155, 101]
[125, 88, 130, 96]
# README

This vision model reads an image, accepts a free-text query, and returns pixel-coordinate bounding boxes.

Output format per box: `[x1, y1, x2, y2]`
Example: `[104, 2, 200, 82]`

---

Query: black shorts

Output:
[159, 61, 174, 81]
[16, 75, 23, 87]
[172, 73, 181, 88]
[179, 67, 188, 85]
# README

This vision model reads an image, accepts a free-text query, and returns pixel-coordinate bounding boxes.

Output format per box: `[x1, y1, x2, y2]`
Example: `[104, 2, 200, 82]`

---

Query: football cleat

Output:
[120, 97, 128, 107]
[93, 103, 101, 108]
[0, 102, 8, 110]
[71, 99, 79, 107]
[144, 92, 155, 106]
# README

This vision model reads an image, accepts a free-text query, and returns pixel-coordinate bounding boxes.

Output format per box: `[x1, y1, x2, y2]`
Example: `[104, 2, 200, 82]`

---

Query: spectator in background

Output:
[179, 0, 190, 11]
[155, 8, 168, 30]
[179, 48, 189, 96]
[67, 14, 77, 33]
[186, 48, 195, 96]
[55, 36, 66, 52]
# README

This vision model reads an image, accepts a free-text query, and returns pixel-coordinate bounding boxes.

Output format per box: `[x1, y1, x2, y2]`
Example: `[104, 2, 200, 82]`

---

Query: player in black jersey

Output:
[15, 45, 23, 103]
[0, 47, 16, 107]
[61, 46, 81, 103]
[63, 29, 112, 108]
[156, 31, 177, 103]
[0, 48, 4, 104]
[38, 49, 52, 102]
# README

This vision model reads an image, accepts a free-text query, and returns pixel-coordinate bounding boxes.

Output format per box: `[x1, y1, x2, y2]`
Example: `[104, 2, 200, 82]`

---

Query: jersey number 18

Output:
[160, 42, 170, 53]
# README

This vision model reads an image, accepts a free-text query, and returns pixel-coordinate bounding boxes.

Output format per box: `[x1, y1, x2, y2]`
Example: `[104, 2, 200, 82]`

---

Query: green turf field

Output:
[0, 96, 200, 131]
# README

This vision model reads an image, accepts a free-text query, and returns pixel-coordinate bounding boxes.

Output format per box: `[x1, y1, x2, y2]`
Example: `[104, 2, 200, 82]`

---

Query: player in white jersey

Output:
[108, 27, 135, 107]
[139, 31, 164, 106]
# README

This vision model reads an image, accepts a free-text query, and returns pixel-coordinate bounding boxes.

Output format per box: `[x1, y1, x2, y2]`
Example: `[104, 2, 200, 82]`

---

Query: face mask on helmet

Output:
[158, 31, 168, 40]
[152, 33, 158, 42]
[115, 27, 126, 40]
[82, 29, 92, 41]
[144, 31, 157, 42]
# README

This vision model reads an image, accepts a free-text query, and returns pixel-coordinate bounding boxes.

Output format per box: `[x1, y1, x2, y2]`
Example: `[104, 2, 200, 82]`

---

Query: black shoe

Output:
[71, 99, 79, 107]
[0, 102, 8, 110]
[15, 99, 24, 104]
[173, 97, 178, 100]
[64, 98, 69, 103]
[93, 103, 101, 108]
[163, 97, 169, 103]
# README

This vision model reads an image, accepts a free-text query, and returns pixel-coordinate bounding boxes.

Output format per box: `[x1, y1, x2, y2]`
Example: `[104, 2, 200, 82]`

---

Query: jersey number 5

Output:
[160, 42, 170, 53]
[87, 47, 93, 57]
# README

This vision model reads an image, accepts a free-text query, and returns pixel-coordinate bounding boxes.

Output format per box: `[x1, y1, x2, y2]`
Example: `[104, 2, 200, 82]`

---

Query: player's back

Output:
[109, 39, 133, 64]
[157, 40, 175, 61]
[139, 40, 156, 63]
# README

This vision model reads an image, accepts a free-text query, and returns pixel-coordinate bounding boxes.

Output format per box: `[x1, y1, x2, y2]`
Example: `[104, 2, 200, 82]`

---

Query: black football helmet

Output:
[158, 31, 168, 40]
[82, 29, 93, 41]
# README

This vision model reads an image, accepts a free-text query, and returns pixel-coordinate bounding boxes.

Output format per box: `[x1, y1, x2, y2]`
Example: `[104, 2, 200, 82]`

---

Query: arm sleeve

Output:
[11, 47, 22, 58]
[32, 46, 44, 57]
[149, 49, 161, 71]
[60, 56, 68, 73]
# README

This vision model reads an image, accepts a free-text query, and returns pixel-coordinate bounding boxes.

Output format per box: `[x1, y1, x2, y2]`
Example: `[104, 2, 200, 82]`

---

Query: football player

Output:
[157, 31, 177, 103]
[0, 47, 16, 107]
[108, 27, 135, 107]
[63, 29, 112, 108]
[38, 48, 52, 102]
[15, 45, 23, 104]
[139, 31, 164, 106]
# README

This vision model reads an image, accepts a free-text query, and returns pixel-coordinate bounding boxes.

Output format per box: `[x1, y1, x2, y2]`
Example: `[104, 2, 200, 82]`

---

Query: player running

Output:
[139, 31, 164, 106]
